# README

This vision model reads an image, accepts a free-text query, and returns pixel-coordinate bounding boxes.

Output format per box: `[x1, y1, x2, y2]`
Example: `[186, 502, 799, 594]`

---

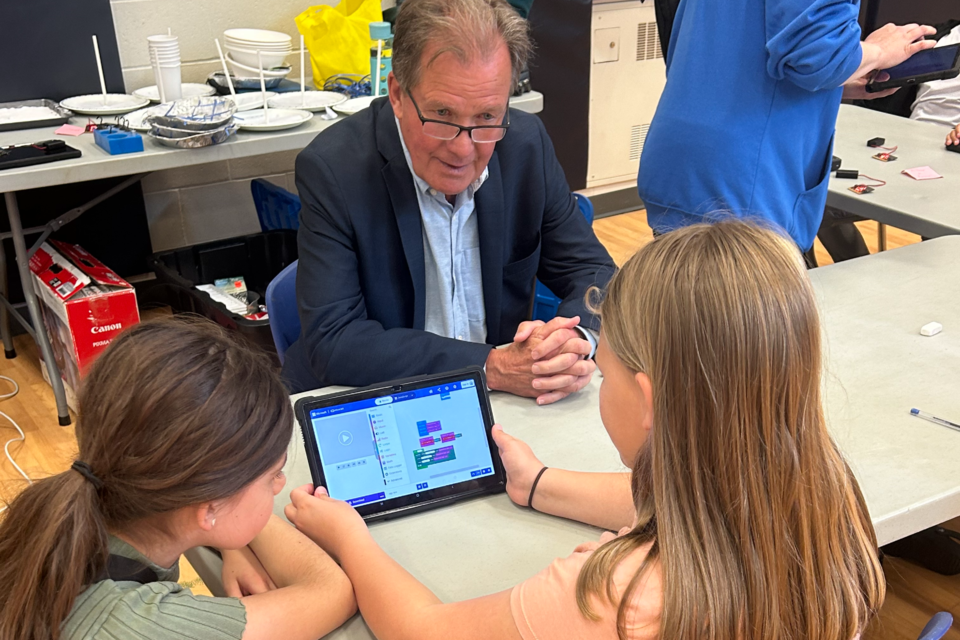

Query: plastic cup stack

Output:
[148, 34, 183, 102]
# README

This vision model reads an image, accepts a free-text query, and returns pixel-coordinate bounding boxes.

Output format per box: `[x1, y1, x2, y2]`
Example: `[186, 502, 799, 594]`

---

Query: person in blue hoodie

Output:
[638, 1, 937, 251]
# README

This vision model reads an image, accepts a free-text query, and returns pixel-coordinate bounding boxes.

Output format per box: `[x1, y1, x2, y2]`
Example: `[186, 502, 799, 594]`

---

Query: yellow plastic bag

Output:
[296, 0, 383, 85]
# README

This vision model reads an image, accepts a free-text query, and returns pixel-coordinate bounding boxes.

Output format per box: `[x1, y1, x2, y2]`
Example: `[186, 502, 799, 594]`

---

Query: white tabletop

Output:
[187, 236, 960, 640]
[0, 92, 544, 194]
[828, 104, 960, 238]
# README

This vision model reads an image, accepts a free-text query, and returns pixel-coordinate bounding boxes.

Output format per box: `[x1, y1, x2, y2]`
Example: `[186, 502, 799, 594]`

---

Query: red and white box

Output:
[28, 240, 139, 410]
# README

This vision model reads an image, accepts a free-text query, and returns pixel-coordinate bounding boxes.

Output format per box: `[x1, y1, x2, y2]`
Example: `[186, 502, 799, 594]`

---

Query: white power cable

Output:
[0, 375, 29, 515]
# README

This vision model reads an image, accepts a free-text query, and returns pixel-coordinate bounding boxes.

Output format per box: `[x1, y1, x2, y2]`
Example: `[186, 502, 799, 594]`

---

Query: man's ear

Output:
[635, 371, 654, 434]
[387, 72, 403, 117]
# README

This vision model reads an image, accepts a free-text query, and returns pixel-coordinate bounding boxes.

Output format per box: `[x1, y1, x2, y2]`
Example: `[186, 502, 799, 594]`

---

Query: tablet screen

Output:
[306, 377, 496, 507]
[884, 44, 960, 80]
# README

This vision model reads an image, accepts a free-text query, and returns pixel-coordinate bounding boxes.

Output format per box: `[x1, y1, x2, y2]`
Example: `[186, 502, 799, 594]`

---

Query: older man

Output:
[281, 0, 615, 404]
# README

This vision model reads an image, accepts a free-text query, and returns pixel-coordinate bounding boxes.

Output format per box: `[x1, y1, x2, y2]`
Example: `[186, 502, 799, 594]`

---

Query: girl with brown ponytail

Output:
[0, 318, 356, 640]
[279, 220, 884, 640]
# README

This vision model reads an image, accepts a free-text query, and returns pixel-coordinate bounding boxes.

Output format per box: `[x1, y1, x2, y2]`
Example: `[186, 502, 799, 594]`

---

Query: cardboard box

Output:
[28, 240, 139, 410]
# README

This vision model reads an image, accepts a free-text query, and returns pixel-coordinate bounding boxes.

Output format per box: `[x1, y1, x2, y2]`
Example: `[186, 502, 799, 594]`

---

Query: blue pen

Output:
[911, 408, 960, 433]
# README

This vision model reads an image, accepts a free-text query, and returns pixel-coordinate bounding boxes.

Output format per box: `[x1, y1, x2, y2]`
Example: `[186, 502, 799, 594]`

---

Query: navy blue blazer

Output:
[281, 98, 615, 392]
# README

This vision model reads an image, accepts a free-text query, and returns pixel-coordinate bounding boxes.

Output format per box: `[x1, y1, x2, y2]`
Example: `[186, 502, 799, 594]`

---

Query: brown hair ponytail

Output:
[0, 318, 293, 640]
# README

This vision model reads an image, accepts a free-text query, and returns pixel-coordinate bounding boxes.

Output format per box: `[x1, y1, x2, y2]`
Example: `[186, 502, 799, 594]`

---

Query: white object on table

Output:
[92, 35, 107, 105]
[300, 35, 306, 108]
[153, 60, 167, 104]
[214, 38, 236, 96]
[921, 321, 943, 337]
[59, 94, 150, 116]
[232, 108, 312, 132]
[227, 91, 276, 112]
[267, 91, 346, 111]
[257, 50, 269, 125]
[332, 95, 377, 115]
[133, 83, 214, 103]
[183, 238, 960, 640]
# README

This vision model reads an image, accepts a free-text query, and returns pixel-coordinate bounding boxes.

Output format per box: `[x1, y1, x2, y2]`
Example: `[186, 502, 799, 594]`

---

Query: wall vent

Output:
[629, 123, 650, 161]
[636, 22, 662, 61]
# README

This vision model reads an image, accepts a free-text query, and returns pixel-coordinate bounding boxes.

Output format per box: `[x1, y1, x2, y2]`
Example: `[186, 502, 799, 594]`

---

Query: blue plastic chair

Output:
[918, 612, 953, 640]
[531, 193, 595, 322]
[252, 178, 302, 232]
[265, 260, 300, 364]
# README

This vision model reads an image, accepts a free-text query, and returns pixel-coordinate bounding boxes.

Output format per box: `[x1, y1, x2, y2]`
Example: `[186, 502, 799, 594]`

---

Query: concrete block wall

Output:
[108, 0, 394, 252]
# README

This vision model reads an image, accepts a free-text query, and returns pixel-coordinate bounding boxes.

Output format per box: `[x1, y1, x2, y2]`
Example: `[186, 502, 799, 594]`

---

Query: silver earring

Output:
[211, 518, 216, 527]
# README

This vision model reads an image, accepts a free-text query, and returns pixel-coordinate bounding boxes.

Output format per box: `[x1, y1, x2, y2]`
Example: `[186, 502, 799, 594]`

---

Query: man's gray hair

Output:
[392, 0, 532, 91]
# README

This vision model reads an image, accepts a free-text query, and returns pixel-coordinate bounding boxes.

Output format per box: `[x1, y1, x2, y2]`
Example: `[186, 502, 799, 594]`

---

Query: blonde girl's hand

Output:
[491, 425, 545, 507]
[947, 124, 960, 146]
[221, 546, 277, 597]
[284, 484, 370, 562]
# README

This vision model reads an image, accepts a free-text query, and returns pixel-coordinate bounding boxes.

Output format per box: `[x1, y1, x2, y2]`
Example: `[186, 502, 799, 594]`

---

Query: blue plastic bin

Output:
[251, 178, 301, 231]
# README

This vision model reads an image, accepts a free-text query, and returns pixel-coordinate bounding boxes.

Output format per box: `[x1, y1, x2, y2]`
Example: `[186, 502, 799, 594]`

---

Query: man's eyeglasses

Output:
[405, 89, 509, 143]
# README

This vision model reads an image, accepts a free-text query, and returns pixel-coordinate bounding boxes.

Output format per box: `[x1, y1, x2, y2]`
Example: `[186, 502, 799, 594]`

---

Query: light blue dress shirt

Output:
[397, 119, 488, 343]
[396, 120, 598, 357]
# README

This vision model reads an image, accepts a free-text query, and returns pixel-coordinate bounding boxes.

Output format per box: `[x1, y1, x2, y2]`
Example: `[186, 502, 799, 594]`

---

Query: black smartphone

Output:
[866, 43, 960, 93]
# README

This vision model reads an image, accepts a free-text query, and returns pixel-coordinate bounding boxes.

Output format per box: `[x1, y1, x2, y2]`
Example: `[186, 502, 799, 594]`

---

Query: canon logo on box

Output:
[91, 323, 123, 334]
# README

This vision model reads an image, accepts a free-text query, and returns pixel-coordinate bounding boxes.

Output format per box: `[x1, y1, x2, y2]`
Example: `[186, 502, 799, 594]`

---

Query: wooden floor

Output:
[0, 212, 951, 635]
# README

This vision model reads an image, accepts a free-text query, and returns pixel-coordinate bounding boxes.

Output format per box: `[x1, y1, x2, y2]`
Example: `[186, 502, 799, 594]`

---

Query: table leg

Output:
[878, 222, 887, 252]
[3, 192, 71, 426]
[0, 234, 15, 359]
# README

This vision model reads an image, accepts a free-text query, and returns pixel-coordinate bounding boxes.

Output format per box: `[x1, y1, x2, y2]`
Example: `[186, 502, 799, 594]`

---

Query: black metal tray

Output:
[0, 99, 74, 132]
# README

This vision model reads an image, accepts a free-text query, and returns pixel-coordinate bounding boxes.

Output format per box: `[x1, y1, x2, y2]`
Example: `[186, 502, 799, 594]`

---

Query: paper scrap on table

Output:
[55, 124, 86, 136]
[902, 166, 943, 180]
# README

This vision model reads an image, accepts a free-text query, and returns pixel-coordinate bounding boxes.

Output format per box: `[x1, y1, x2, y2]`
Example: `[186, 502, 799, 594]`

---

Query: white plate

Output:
[133, 83, 215, 103]
[123, 104, 171, 131]
[267, 91, 346, 111]
[223, 28, 292, 44]
[332, 95, 377, 115]
[232, 108, 312, 131]
[60, 94, 151, 116]
[225, 92, 277, 112]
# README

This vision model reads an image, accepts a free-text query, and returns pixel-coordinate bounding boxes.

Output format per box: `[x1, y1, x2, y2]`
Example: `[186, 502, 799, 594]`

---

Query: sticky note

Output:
[55, 124, 86, 136]
[902, 166, 943, 180]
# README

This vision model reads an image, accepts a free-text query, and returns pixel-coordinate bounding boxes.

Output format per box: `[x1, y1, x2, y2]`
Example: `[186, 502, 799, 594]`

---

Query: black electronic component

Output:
[36, 139, 67, 153]
[0, 142, 81, 171]
[832, 155, 842, 171]
[867, 137, 886, 148]
[946, 143, 960, 154]
[836, 169, 860, 179]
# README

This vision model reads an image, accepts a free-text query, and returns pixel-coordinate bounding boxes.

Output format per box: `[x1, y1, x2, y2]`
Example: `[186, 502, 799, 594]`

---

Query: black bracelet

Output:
[527, 466, 549, 511]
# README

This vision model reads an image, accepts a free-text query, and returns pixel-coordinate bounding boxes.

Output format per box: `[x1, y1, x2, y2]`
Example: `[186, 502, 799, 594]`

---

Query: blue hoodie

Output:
[638, 0, 863, 249]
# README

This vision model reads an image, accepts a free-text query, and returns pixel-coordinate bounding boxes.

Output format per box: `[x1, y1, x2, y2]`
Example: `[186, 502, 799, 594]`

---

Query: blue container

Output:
[369, 21, 393, 98]
[93, 127, 143, 155]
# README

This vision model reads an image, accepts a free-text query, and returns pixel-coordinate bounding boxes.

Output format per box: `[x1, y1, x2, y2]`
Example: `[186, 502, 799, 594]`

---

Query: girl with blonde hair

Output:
[285, 220, 885, 640]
